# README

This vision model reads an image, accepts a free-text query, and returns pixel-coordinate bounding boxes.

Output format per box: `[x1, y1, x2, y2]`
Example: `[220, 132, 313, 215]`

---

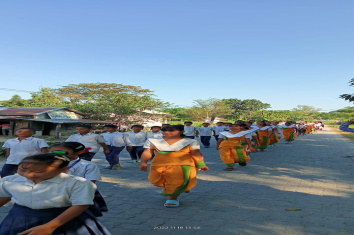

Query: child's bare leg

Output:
[168, 195, 179, 200]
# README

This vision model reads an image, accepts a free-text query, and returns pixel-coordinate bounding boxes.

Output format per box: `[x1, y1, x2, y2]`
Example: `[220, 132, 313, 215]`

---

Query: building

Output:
[0, 107, 111, 137]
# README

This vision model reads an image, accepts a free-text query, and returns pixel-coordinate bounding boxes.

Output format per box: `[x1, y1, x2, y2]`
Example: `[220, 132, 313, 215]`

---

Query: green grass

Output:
[328, 124, 354, 142]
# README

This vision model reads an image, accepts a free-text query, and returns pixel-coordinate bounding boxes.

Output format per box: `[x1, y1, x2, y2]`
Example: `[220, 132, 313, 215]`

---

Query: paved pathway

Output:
[1, 128, 354, 235]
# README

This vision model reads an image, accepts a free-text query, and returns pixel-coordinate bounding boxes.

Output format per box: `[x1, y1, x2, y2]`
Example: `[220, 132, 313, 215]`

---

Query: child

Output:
[0, 153, 111, 235]
[281, 121, 296, 143]
[183, 121, 199, 139]
[139, 125, 209, 207]
[101, 125, 133, 169]
[147, 126, 163, 139]
[198, 123, 213, 148]
[50, 142, 108, 217]
[211, 122, 226, 141]
[217, 123, 255, 171]
[66, 125, 110, 161]
[1, 127, 48, 178]
[125, 125, 147, 163]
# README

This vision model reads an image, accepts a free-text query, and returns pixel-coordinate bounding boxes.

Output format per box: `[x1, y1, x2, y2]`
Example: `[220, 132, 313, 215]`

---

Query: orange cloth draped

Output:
[282, 128, 295, 142]
[219, 136, 250, 166]
[148, 146, 197, 195]
[257, 130, 270, 149]
[269, 132, 280, 145]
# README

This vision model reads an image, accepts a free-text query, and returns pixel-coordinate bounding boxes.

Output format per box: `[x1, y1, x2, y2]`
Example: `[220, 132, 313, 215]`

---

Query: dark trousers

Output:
[105, 146, 124, 166]
[186, 136, 195, 139]
[200, 136, 211, 147]
[214, 135, 219, 141]
[1, 164, 19, 178]
[79, 152, 96, 161]
[128, 146, 144, 160]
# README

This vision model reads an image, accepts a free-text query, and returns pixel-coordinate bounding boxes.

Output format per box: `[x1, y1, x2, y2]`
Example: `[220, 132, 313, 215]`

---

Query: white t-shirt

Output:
[144, 138, 200, 151]
[0, 173, 96, 209]
[2, 137, 49, 164]
[66, 133, 106, 153]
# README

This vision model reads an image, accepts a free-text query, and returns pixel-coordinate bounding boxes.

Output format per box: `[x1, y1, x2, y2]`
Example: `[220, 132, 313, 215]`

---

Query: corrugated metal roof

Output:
[24, 119, 112, 124]
[0, 107, 85, 116]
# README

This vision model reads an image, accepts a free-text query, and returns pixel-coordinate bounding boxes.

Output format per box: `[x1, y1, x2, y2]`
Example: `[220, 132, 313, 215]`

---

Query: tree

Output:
[291, 105, 321, 121]
[0, 95, 29, 107]
[340, 78, 354, 102]
[28, 88, 67, 107]
[191, 98, 232, 124]
[222, 98, 271, 120]
[54, 83, 167, 125]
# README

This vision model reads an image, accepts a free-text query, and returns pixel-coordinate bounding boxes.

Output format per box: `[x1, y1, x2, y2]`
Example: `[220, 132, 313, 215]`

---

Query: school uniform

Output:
[144, 138, 204, 196]
[67, 159, 107, 217]
[0, 173, 110, 235]
[211, 126, 226, 141]
[1, 137, 48, 177]
[184, 126, 198, 139]
[198, 126, 213, 147]
[66, 133, 106, 161]
[147, 131, 163, 139]
[125, 131, 147, 162]
[101, 132, 132, 166]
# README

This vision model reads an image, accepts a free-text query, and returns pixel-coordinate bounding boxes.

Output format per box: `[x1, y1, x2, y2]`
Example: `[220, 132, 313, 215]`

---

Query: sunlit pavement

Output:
[1, 128, 354, 235]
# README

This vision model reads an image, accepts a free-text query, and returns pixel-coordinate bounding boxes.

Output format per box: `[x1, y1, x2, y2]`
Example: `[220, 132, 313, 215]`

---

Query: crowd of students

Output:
[0, 120, 324, 234]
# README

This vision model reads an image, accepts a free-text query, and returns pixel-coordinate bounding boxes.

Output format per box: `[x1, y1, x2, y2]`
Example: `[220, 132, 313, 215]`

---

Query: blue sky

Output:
[0, 0, 353, 112]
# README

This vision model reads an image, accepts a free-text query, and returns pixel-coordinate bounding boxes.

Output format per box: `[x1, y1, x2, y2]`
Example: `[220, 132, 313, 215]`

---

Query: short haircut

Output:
[104, 124, 118, 129]
[16, 127, 36, 132]
[131, 125, 144, 129]
[150, 126, 161, 130]
[184, 121, 193, 124]
[77, 124, 92, 129]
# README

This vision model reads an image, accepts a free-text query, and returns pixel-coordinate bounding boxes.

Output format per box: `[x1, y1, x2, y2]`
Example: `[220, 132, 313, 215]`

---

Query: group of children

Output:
[0, 120, 324, 233]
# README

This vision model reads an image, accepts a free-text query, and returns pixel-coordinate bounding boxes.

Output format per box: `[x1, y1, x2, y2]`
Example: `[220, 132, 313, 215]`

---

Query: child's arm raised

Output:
[18, 205, 90, 235]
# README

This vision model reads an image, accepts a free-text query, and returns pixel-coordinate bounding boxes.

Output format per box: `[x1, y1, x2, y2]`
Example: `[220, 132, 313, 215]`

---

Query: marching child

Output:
[147, 126, 163, 139]
[1, 128, 48, 178]
[198, 123, 213, 148]
[0, 153, 110, 235]
[139, 125, 209, 207]
[50, 142, 108, 217]
[66, 125, 110, 161]
[125, 125, 147, 163]
[184, 121, 199, 139]
[101, 125, 132, 169]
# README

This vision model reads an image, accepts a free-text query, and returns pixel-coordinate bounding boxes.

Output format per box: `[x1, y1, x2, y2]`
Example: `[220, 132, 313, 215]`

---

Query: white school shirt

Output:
[211, 126, 226, 135]
[101, 131, 132, 147]
[2, 137, 49, 164]
[184, 126, 198, 136]
[66, 132, 106, 153]
[66, 159, 102, 181]
[144, 138, 200, 151]
[147, 131, 163, 139]
[125, 131, 147, 146]
[0, 173, 96, 209]
[198, 127, 213, 136]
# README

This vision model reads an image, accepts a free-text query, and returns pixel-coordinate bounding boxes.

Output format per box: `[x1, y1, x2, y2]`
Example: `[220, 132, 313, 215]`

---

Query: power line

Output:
[0, 88, 35, 93]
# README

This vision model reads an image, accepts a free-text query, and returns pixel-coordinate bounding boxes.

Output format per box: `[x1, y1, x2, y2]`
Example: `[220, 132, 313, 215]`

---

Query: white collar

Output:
[148, 138, 195, 151]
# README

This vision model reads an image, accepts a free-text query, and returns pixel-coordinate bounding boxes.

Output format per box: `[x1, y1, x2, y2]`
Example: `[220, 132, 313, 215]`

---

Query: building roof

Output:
[0, 107, 85, 116]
